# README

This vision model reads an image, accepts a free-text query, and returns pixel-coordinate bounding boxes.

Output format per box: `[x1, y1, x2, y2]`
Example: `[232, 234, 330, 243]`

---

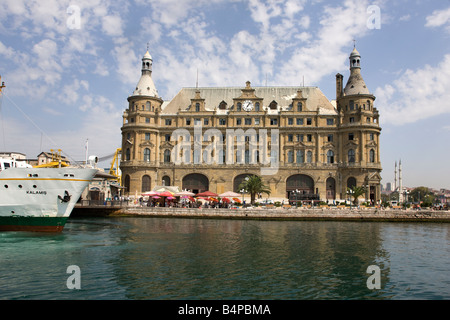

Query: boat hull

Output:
[0, 216, 68, 232]
[0, 167, 97, 232]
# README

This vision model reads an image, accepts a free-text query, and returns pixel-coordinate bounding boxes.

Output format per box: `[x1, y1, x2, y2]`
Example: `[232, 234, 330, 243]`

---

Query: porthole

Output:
[33, 185, 37, 188]
[4, 185, 8, 188]
[18, 185, 23, 188]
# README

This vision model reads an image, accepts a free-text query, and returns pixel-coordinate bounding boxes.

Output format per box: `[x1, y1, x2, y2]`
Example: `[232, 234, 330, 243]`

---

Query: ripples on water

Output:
[0, 217, 449, 300]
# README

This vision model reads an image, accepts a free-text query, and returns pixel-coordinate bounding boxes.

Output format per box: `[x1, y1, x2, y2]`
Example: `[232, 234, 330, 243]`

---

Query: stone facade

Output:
[120, 47, 382, 203]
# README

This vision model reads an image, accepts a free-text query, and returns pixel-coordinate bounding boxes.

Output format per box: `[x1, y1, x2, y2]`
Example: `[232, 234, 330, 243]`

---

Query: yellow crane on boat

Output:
[0, 75, 5, 94]
[33, 149, 70, 168]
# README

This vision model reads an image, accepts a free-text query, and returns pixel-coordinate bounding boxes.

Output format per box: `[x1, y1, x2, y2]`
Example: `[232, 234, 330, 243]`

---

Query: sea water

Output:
[0, 217, 449, 300]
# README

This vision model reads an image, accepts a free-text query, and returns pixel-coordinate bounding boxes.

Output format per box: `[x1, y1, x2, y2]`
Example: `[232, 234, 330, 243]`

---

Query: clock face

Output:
[242, 100, 253, 111]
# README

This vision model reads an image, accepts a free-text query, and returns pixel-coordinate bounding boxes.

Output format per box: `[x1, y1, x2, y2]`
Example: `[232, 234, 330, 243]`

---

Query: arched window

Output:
[164, 150, 171, 163]
[327, 150, 335, 164]
[347, 177, 357, 189]
[255, 102, 260, 111]
[142, 175, 151, 192]
[124, 175, 130, 194]
[143, 148, 150, 162]
[125, 148, 131, 161]
[146, 101, 151, 111]
[348, 149, 355, 163]
[195, 103, 200, 112]
[369, 149, 375, 163]
[162, 176, 170, 186]
[297, 102, 302, 112]
[237, 102, 242, 111]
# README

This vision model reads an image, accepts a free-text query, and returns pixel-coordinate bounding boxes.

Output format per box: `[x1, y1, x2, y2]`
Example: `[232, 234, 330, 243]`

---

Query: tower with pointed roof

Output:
[121, 49, 164, 193]
[335, 46, 382, 204]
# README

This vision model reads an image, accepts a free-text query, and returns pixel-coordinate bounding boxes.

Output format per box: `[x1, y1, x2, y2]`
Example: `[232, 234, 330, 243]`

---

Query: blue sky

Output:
[0, 0, 449, 189]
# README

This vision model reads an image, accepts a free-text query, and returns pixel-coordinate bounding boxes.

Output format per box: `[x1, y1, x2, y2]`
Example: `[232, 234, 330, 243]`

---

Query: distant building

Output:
[386, 182, 392, 192]
[120, 46, 382, 203]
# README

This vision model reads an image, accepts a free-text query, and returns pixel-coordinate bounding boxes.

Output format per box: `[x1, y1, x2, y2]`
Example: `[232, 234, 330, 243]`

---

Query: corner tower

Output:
[120, 49, 163, 195]
[337, 46, 382, 204]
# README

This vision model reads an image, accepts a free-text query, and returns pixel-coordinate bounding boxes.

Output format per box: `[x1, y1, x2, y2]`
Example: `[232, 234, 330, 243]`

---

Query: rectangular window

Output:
[297, 134, 304, 142]
[194, 118, 201, 125]
[297, 118, 304, 125]
[349, 133, 354, 141]
[288, 134, 293, 142]
[186, 118, 191, 125]
[307, 118, 312, 125]
[219, 119, 226, 125]
[236, 118, 242, 125]
[327, 134, 333, 142]
[288, 118, 293, 125]
[245, 118, 252, 125]
[350, 117, 355, 123]
[270, 118, 278, 125]
[165, 134, 170, 141]
[254, 118, 260, 125]
[307, 134, 312, 142]
[204, 118, 209, 125]
[327, 118, 334, 125]
[370, 133, 374, 141]
[165, 119, 172, 126]
[146, 117, 150, 123]
[145, 133, 150, 140]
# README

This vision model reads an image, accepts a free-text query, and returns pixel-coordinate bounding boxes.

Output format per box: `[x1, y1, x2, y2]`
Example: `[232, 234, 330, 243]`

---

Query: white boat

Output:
[0, 157, 97, 232]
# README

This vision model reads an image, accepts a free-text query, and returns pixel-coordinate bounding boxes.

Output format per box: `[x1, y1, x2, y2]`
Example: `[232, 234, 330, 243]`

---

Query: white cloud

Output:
[276, 0, 371, 86]
[425, 7, 450, 31]
[102, 15, 124, 37]
[375, 54, 450, 125]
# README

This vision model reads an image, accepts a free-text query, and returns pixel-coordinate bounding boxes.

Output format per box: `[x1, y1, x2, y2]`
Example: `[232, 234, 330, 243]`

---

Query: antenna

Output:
[353, 39, 356, 48]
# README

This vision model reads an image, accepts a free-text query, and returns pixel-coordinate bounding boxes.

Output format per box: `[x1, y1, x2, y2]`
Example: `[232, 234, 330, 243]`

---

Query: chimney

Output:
[336, 73, 343, 100]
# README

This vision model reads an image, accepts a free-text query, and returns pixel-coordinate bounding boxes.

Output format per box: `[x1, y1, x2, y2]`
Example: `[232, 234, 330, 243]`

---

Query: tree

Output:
[347, 185, 366, 205]
[238, 175, 271, 204]
[410, 187, 435, 205]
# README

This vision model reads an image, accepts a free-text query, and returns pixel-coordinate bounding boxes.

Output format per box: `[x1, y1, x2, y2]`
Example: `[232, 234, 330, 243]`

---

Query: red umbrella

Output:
[222, 197, 230, 203]
[233, 198, 241, 203]
[196, 191, 218, 197]
[158, 191, 173, 197]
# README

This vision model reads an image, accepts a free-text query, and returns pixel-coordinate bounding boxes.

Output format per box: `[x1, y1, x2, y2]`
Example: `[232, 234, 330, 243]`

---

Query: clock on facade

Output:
[242, 100, 253, 111]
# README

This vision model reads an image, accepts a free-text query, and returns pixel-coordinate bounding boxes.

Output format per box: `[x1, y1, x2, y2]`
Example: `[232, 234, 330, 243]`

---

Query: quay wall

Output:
[108, 207, 450, 223]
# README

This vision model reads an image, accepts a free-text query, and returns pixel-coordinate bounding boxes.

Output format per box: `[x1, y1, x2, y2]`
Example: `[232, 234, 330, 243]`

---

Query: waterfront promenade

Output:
[73, 202, 450, 223]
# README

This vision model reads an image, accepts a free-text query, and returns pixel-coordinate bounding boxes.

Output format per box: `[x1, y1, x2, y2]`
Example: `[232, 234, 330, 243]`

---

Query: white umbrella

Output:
[175, 190, 195, 196]
[219, 191, 242, 197]
[142, 191, 158, 196]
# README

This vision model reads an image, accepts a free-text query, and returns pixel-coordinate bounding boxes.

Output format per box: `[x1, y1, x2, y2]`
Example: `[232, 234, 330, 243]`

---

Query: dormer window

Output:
[269, 101, 277, 110]
[195, 103, 200, 112]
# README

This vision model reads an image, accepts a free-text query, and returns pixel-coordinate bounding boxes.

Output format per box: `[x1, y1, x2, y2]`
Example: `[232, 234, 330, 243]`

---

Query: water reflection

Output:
[1, 217, 448, 300]
[112, 218, 393, 299]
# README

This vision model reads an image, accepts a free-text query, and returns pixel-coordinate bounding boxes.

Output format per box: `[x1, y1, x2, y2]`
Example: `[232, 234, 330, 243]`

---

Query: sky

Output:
[0, 0, 449, 190]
